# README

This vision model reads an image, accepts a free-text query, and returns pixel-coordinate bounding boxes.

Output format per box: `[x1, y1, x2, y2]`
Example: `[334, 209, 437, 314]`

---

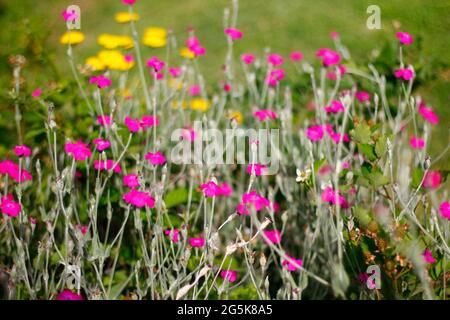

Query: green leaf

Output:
[367, 169, 390, 188]
[358, 143, 377, 162]
[375, 136, 388, 158]
[350, 123, 372, 144]
[354, 206, 371, 226]
[411, 168, 424, 189]
[164, 188, 189, 209]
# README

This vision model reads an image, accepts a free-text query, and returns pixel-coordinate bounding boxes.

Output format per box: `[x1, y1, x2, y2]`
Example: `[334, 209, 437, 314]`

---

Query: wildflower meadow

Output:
[0, 0, 449, 303]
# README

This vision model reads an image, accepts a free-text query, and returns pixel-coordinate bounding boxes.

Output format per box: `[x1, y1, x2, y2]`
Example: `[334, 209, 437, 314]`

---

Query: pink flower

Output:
[342, 162, 351, 170]
[122, 0, 136, 5]
[223, 83, 232, 92]
[200, 181, 222, 197]
[13, 145, 31, 157]
[290, 51, 304, 62]
[266, 69, 285, 86]
[89, 75, 112, 89]
[330, 31, 340, 40]
[140, 115, 159, 129]
[329, 132, 350, 144]
[316, 48, 341, 67]
[237, 191, 270, 215]
[145, 151, 166, 166]
[56, 290, 83, 300]
[93, 138, 111, 152]
[326, 65, 346, 80]
[94, 159, 122, 173]
[32, 88, 42, 98]
[77, 224, 89, 235]
[123, 173, 140, 188]
[318, 164, 332, 176]
[394, 68, 414, 81]
[186, 36, 206, 56]
[267, 54, 284, 66]
[224, 28, 243, 40]
[439, 202, 450, 220]
[218, 183, 233, 197]
[253, 109, 277, 121]
[409, 136, 425, 149]
[61, 9, 78, 21]
[1, 194, 21, 218]
[164, 228, 180, 243]
[321, 186, 348, 208]
[146, 56, 165, 72]
[355, 91, 370, 102]
[124, 117, 141, 132]
[264, 230, 281, 244]
[246, 163, 267, 176]
[189, 85, 201, 96]
[423, 249, 436, 264]
[97, 115, 112, 126]
[124, 54, 134, 63]
[189, 237, 205, 248]
[123, 189, 155, 208]
[180, 127, 197, 141]
[0, 160, 32, 183]
[306, 125, 324, 141]
[418, 105, 439, 125]
[324, 100, 345, 114]
[65, 141, 92, 161]
[220, 270, 237, 282]
[396, 31, 413, 45]
[169, 67, 182, 78]
[423, 171, 441, 190]
[282, 256, 303, 271]
[241, 54, 255, 64]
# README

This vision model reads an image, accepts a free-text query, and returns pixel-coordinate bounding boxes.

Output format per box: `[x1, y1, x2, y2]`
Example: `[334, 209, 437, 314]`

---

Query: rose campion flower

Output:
[321, 186, 348, 208]
[246, 163, 267, 176]
[253, 109, 277, 121]
[394, 68, 414, 81]
[146, 56, 165, 72]
[264, 230, 282, 244]
[396, 31, 413, 45]
[122, 0, 136, 5]
[220, 270, 237, 282]
[423, 171, 441, 190]
[324, 100, 345, 114]
[97, 115, 112, 126]
[93, 138, 111, 152]
[409, 136, 425, 149]
[124, 117, 141, 132]
[316, 48, 341, 67]
[290, 51, 303, 62]
[65, 141, 92, 161]
[189, 237, 205, 248]
[164, 228, 180, 243]
[418, 104, 439, 125]
[266, 69, 285, 86]
[241, 53, 255, 65]
[145, 151, 166, 165]
[0, 160, 32, 182]
[189, 85, 201, 96]
[14, 145, 31, 157]
[200, 181, 222, 197]
[186, 36, 206, 56]
[237, 191, 270, 215]
[89, 75, 112, 89]
[224, 28, 243, 40]
[267, 54, 284, 66]
[61, 9, 78, 21]
[218, 183, 233, 197]
[282, 256, 303, 271]
[180, 127, 197, 141]
[123, 189, 155, 208]
[1, 194, 22, 218]
[329, 132, 350, 144]
[94, 160, 122, 173]
[56, 290, 83, 300]
[355, 91, 370, 103]
[123, 173, 140, 188]
[140, 115, 159, 129]
[32, 88, 42, 98]
[423, 249, 436, 264]
[223, 83, 232, 92]
[306, 125, 324, 141]
[439, 202, 450, 220]
[330, 31, 339, 40]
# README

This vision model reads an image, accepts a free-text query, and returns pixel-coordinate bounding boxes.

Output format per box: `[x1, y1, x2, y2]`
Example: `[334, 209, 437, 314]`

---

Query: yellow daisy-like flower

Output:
[227, 110, 243, 124]
[60, 31, 85, 45]
[190, 98, 210, 112]
[85, 56, 106, 71]
[179, 47, 196, 59]
[115, 12, 139, 23]
[96, 50, 135, 71]
[98, 34, 134, 50]
[142, 27, 167, 48]
[171, 100, 188, 110]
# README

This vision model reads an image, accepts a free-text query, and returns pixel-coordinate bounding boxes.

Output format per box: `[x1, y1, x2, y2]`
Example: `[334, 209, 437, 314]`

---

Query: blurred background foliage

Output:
[0, 0, 449, 166]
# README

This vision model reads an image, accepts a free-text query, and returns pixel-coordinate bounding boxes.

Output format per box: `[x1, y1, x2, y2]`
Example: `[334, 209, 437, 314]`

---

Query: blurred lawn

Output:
[0, 0, 448, 165]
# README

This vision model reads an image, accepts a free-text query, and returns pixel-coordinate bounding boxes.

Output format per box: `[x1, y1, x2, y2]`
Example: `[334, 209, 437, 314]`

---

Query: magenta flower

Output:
[218, 182, 233, 197]
[140, 115, 159, 129]
[65, 141, 92, 161]
[316, 48, 341, 67]
[32, 88, 42, 98]
[267, 54, 284, 66]
[224, 28, 243, 40]
[220, 270, 237, 282]
[241, 53, 255, 65]
[290, 51, 304, 62]
[423, 171, 441, 190]
[0, 160, 32, 183]
[306, 125, 324, 141]
[1, 194, 21, 218]
[146, 56, 165, 72]
[246, 163, 267, 176]
[124, 117, 141, 132]
[321, 186, 348, 208]
[164, 228, 180, 243]
[93, 138, 111, 152]
[282, 256, 303, 271]
[77, 224, 89, 235]
[189, 237, 205, 248]
[123, 189, 155, 208]
[264, 230, 282, 244]
[169, 67, 182, 78]
[253, 109, 277, 121]
[418, 104, 439, 125]
[223, 83, 232, 92]
[324, 100, 345, 114]
[97, 115, 112, 126]
[89, 75, 112, 89]
[237, 191, 270, 215]
[94, 159, 122, 173]
[123, 173, 140, 188]
[124, 54, 134, 63]
[61, 9, 78, 21]
[329, 132, 350, 144]
[266, 69, 285, 86]
[396, 31, 413, 45]
[200, 181, 222, 197]
[355, 91, 371, 102]
[14, 145, 31, 157]
[330, 31, 340, 40]
[122, 0, 136, 5]
[186, 36, 206, 56]
[180, 127, 197, 141]
[56, 290, 83, 300]
[145, 151, 166, 166]
[394, 68, 414, 81]
[409, 136, 425, 149]
[439, 202, 450, 220]
[189, 85, 201, 96]
[423, 249, 436, 264]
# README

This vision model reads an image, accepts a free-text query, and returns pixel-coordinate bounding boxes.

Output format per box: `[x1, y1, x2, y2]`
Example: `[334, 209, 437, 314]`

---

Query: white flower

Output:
[296, 168, 311, 183]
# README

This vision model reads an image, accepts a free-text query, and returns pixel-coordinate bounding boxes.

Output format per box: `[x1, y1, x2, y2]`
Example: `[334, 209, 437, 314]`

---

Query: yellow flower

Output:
[97, 50, 135, 71]
[85, 56, 106, 71]
[227, 110, 243, 124]
[115, 12, 139, 23]
[119, 88, 133, 99]
[98, 34, 134, 50]
[171, 100, 188, 110]
[179, 47, 195, 59]
[168, 78, 184, 90]
[142, 27, 167, 48]
[190, 98, 210, 112]
[60, 31, 85, 45]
